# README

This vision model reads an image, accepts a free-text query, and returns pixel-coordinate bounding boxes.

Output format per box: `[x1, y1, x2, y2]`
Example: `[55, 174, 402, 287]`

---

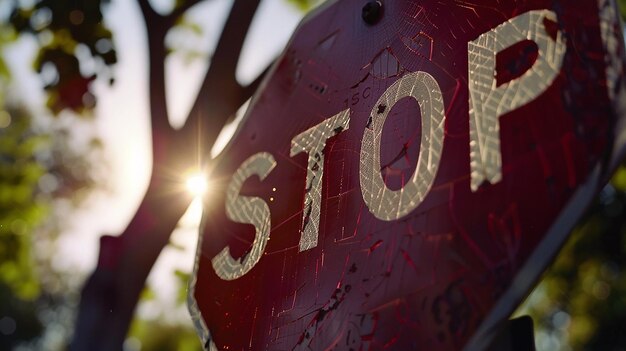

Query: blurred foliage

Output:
[0, 101, 102, 349]
[518, 166, 626, 351]
[128, 319, 202, 351]
[166, 16, 209, 65]
[0, 101, 102, 350]
[286, 0, 324, 11]
[0, 107, 48, 301]
[0, 3, 104, 349]
[8, 0, 116, 114]
[126, 275, 201, 351]
[0, 282, 42, 350]
[0, 97, 101, 301]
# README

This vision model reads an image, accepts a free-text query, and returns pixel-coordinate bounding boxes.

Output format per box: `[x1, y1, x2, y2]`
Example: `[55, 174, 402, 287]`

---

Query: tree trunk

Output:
[71, 0, 264, 349]
[72, 161, 194, 350]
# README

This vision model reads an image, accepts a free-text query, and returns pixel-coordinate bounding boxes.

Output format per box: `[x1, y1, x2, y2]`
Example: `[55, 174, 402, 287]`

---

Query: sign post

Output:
[188, 0, 626, 349]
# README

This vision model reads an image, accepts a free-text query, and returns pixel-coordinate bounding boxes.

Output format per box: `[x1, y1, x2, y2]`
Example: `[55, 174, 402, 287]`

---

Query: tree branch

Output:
[72, 179, 193, 351]
[137, 0, 173, 142]
[209, 0, 261, 83]
[137, 0, 160, 25]
[182, 0, 262, 151]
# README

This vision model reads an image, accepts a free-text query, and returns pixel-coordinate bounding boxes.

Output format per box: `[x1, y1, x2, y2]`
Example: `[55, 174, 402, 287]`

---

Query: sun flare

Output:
[185, 173, 208, 197]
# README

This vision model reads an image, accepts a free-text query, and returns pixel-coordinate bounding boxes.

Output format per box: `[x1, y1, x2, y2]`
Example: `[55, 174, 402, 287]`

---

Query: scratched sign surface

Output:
[189, 0, 626, 350]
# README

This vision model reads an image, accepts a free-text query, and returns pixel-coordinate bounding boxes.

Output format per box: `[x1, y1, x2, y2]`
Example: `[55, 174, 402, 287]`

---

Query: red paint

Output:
[191, 0, 624, 349]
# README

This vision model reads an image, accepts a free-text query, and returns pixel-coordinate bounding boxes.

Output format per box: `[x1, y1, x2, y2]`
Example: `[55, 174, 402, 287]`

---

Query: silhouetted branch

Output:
[137, 0, 161, 24]
[138, 0, 173, 139]
[211, 0, 261, 83]
[183, 0, 261, 149]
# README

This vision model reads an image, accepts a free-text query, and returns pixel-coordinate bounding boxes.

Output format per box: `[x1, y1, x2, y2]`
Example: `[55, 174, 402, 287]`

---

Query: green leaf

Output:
[0, 57, 10, 80]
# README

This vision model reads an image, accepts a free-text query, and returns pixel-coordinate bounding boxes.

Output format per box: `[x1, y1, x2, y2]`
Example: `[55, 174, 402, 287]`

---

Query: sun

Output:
[185, 173, 208, 197]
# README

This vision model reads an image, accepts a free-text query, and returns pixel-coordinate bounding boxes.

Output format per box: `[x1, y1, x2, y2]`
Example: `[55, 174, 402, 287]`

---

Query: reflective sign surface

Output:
[189, 0, 626, 349]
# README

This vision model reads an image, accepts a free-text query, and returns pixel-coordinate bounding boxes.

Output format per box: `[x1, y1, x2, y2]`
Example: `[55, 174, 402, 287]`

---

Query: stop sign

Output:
[188, 0, 626, 349]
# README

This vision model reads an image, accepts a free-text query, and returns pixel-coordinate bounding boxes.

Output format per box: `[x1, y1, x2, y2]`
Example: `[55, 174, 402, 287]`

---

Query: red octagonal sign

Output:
[189, 0, 626, 350]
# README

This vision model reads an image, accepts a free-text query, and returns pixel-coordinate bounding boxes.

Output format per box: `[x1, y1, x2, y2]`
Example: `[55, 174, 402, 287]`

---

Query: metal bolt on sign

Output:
[362, 1, 383, 25]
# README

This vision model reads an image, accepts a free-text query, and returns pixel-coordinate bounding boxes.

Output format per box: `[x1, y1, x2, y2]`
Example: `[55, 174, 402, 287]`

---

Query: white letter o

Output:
[360, 71, 446, 221]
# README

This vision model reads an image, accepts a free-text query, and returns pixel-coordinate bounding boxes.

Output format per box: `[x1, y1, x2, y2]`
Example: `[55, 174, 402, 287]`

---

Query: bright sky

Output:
[5, 0, 305, 324]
